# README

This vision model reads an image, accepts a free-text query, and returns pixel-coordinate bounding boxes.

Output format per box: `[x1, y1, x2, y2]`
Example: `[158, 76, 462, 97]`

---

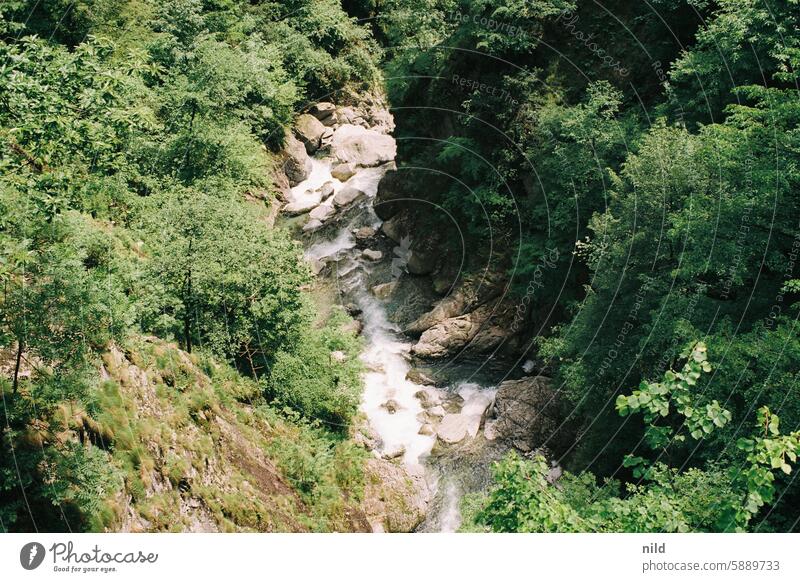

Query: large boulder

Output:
[309, 102, 336, 125]
[492, 376, 562, 453]
[374, 169, 406, 220]
[283, 190, 323, 215]
[331, 124, 396, 167]
[309, 202, 335, 222]
[333, 185, 366, 207]
[294, 114, 327, 154]
[362, 459, 430, 532]
[283, 133, 313, 186]
[436, 414, 470, 444]
[331, 162, 356, 181]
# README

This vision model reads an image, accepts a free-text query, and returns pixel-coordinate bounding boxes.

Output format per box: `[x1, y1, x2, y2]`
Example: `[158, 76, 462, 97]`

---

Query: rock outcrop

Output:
[331, 124, 396, 167]
[283, 133, 313, 186]
[362, 459, 430, 532]
[489, 376, 562, 453]
[294, 113, 327, 154]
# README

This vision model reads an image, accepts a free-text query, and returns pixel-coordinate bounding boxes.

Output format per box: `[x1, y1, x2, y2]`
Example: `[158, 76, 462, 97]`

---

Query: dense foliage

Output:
[370, 0, 800, 531]
[0, 0, 377, 531]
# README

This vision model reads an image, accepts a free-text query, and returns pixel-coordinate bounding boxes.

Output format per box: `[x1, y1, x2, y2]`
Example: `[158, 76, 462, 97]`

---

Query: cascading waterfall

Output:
[294, 135, 506, 532]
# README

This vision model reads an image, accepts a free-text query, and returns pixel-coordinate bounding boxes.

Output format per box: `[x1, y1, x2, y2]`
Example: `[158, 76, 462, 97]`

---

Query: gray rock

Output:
[333, 185, 366, 207]
[382, 399, 401, 414]
[407, 369, 436, 386]
[283, 190, 323, 215]
[331, 162, 356, 181]
[294, 114, 326, 154]
[371, 282, 397, 300]
[303, 218, 324, 232]
[418, 424, 435, 436]
[492, 376, 561, 453]
[382, 444, 406, 460]
[362, 249, 383, 261]
[283, 133, 312, 186]
[436, 414, 470, 444]
[331, 124, 396, 167]
[320, 181, 335, 199]
[309, 203, 335, 222]
[309, 102, 336, 122]
[355, 226, 377, 243]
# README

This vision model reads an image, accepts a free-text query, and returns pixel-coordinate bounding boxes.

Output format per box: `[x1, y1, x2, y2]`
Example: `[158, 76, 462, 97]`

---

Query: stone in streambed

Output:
[309, 203, 335, 222]
[331, 162, 356, 181]
[381, 444, 405, 460]
[407, 369, 436, 386]
[283, 133, 313, 186]
[303, 219, 324, 232]
[418, 424, 435, 436]
[436, 414, 470, 444]
[294, 114, 327, 154]
[331, 124, 396, 167]
[362, 249, 383, 261]
[333, 185, 366, 207]
[371, 282, 397, 300]
[283, 190, 322, 215]
[382, 399, 401, 414]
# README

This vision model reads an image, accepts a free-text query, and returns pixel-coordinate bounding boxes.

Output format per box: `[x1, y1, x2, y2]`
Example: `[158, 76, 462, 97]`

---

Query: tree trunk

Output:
[12, 339, 23, 393]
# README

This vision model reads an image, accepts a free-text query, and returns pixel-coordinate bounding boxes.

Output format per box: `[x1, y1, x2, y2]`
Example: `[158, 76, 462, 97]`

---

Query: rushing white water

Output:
[294, 137, 506, 531]
[300, 156, 436, 468]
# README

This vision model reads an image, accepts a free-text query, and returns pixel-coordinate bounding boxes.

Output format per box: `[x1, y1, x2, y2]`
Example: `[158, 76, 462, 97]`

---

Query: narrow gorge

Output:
[279, 98, 564, 531]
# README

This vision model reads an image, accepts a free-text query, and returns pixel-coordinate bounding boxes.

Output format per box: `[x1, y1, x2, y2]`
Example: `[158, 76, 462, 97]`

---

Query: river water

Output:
[291, 145, 508, 532]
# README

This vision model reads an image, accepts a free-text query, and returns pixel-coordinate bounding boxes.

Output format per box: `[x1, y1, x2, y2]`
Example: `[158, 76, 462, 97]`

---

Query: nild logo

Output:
[20, 542, 46, 570]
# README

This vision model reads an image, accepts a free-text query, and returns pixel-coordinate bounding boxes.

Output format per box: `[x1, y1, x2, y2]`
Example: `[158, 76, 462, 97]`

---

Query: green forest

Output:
[1, 0, 799, 533]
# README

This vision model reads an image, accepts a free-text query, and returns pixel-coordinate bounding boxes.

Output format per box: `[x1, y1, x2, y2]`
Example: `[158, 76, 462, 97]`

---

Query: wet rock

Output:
[407, 250, 437, 276]
[320, 181, 335, 199]
[436, 414, 470, 444]
[331, 124, 396, 167]
[362, 249, 383, 261]
[407, 369, 436, 386]
[380, 215, 405, 243]
[382, 399, 401, 414]
[382, 444, 405, 460]
[374, 169, 406, 220]
[345, 303, 362, 316]
[354, 226, 377, 245]
[303, 218, 324, 232]
[309, 202, 335, 222]
[441, 394, 464, 414]
[371, 282, 398, 300]
[333, 185, 366, 207]
[283, 133, 313, 186]
[283, 190, 322, 215]
[331, 162, 356, 181]
[294, 113, 327, 154]
[418, 424, 435, 436]
[414, 388, 441, 409]
[426, 405, 446, 419]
